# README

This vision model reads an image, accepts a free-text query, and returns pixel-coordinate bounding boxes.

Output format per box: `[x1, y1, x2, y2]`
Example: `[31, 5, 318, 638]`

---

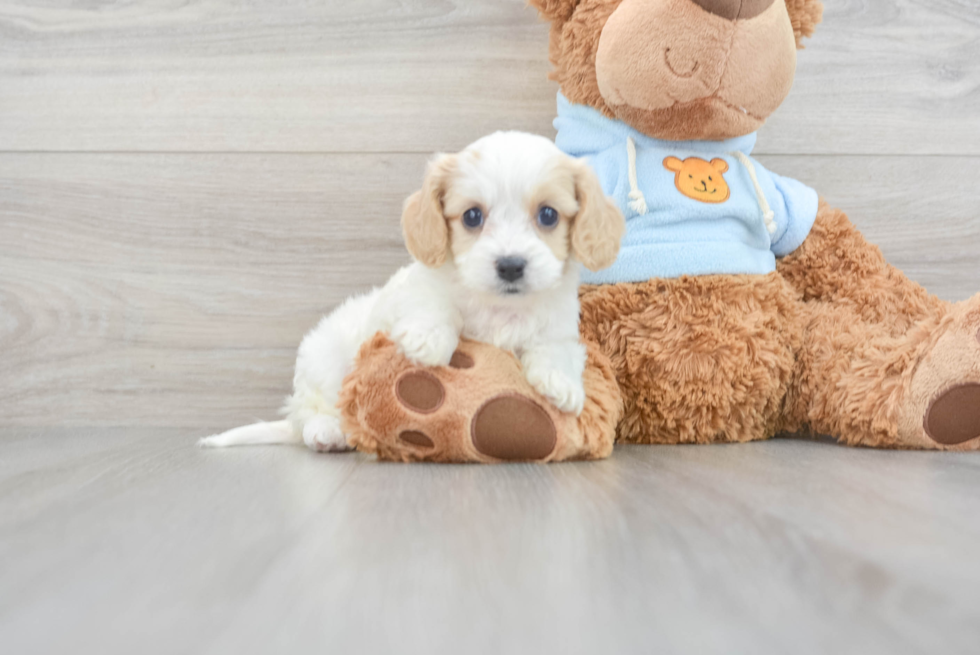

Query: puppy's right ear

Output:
[570, 158, 625, 272]
[402, 154, 457, 268]
[528, 0, 579, 23]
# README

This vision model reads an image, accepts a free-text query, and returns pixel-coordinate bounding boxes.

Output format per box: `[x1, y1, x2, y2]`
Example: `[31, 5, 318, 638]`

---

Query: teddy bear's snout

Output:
[689, 0, 775, 21]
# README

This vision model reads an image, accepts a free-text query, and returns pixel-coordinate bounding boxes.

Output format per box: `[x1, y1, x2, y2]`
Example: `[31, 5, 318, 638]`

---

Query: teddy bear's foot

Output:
[338, 334, 622, 463]
[899, 294, 980, 450]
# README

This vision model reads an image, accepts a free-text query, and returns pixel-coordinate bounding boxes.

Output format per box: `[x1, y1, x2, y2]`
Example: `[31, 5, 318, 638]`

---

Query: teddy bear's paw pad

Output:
[399, 430, 435, 449]
[396, 371, 445, 414]
[471, 394, 557, 461]
[449, 350, 475, 369]
[924, 383, 980, 446]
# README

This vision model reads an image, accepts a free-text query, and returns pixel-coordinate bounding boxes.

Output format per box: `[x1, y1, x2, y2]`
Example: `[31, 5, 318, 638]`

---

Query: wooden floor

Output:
[2, 429, 979, 654]
[2, 1, 980, 653]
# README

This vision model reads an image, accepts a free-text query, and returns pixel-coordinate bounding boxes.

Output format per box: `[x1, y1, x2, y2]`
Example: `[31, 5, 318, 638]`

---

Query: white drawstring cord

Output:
[626, 137, 648, 215]
[729, 150, 776, 235]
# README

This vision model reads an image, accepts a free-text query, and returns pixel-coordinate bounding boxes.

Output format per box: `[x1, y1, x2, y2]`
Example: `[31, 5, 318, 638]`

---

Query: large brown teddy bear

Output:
[534, 0, 980, 450]
[341, 0, 980, 461]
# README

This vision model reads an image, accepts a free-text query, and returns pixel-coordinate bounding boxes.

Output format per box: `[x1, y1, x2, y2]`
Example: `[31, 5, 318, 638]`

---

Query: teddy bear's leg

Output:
[777, 202, 948, 333]
[780, 297, 980, 450]
[579, 273, 802, 444]
[339, 334, 621, 462]
[776, 203, 980, 450]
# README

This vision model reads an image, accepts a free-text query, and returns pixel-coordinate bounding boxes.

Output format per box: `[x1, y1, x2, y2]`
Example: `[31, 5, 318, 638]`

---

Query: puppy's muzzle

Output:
[496, 256, 527, 283]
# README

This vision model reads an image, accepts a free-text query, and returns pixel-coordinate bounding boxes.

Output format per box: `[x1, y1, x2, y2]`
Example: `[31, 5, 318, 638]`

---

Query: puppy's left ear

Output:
[570, 160, 625, 272]
[402, 154, 458, 268]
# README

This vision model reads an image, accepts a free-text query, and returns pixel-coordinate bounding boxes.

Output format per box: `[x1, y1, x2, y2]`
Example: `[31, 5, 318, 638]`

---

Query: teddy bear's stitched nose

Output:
[689, 0, 775, 21]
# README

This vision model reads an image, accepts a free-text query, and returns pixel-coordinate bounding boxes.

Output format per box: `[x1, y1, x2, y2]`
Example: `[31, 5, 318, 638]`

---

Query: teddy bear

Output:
[533, 0, 980, 450]
[339, 0, 980, 462]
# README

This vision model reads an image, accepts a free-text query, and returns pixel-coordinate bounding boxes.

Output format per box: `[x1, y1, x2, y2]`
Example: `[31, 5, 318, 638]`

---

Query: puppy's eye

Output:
[537, 206, 560, 229]
[462, 207, 484, 229]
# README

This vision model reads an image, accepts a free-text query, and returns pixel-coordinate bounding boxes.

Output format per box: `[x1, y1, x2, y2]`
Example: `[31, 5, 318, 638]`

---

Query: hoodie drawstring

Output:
[729, 150, 777, 235]
[626, 137, 648, 215]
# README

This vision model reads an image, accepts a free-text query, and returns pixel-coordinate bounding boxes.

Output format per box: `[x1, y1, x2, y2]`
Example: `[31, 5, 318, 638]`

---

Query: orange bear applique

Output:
[664, 156, 731, 204]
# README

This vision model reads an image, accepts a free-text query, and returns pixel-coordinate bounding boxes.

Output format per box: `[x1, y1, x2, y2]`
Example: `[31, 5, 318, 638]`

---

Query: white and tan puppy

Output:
[201, 131, 624, 452]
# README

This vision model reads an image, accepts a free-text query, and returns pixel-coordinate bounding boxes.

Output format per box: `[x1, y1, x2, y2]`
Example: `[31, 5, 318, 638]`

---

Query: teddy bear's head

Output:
[531, 0, 824, 141]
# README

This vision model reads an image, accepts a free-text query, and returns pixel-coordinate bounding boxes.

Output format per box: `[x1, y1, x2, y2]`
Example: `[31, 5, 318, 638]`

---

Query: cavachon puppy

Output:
[201, 131, 624, 452]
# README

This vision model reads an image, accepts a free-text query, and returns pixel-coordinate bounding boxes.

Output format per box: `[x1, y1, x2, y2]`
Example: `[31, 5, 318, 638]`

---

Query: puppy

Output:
[201, 131, 624, 452]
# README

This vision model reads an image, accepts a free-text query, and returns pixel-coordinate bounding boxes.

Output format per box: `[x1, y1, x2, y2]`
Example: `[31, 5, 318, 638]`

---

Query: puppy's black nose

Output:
[496, 256, 527, 283]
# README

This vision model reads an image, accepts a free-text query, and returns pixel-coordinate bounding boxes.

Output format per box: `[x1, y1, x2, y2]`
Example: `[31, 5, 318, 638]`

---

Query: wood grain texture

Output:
[0, 0, 556, 154]
[0, 153, 418, 428]
[1, 0, 979, 155]
[2, 153, 979, 428]
[1, 431, 978, 654]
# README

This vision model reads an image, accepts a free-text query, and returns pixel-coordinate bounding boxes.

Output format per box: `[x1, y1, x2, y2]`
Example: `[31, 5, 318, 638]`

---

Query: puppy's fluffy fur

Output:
[201, 132, 624, 452]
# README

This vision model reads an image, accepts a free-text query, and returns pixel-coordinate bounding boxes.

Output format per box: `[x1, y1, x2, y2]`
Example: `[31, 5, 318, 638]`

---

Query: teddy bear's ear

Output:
[785, 0, 824, 48]
[528, 0, 580, 24]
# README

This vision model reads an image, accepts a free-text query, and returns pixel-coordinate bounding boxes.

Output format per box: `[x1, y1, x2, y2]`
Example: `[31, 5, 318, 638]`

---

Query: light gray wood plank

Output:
[761, 0, 980, 156]
[0, 0, 556, 154]
[0, 431, 978, 654]
[0, 428, 363, 655]
[2, 153, 979, 429]
[1, 0, 979, 155]
[0, 152, 420, 428]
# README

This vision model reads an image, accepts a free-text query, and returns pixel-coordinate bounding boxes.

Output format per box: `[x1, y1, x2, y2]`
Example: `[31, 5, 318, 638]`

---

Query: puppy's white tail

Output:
[198, 420, 298, 449]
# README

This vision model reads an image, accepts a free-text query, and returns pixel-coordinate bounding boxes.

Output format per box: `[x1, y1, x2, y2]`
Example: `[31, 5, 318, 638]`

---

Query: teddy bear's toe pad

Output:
[449, 351, 475, 369]
[924, 383, 980, 445]
[396, 371, 445, 413]
[471, 394, 557, 461]
[399, 430, 435, 448]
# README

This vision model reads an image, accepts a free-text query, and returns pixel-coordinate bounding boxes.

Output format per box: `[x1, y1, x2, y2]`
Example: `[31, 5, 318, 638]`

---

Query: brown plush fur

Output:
[339, 335, 623, 463]
[580, 271, 801, 444]
[579, 203, 980, 451]
[522, 0, 980, 452]
[785, 0, 824, 46]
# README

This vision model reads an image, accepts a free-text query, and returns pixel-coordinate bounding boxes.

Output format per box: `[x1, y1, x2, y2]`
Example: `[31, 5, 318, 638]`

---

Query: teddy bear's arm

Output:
[764, 169, 820, 258]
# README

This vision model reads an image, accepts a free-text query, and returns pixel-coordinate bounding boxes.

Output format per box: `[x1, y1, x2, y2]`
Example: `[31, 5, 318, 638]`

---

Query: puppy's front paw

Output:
[525, 367, 586, 416]
[302, 415, 351, 453]
[392, 324, 459, 368]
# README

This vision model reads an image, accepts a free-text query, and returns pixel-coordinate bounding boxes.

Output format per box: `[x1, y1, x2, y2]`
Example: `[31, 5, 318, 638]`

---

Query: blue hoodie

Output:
[554, 94, 819, 284]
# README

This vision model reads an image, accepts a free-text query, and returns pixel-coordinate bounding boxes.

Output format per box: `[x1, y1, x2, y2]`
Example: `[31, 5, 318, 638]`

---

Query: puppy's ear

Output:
[570, 159, 625, 272]
[528, 0, 580, 22]
[402, 154, 458, 268]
